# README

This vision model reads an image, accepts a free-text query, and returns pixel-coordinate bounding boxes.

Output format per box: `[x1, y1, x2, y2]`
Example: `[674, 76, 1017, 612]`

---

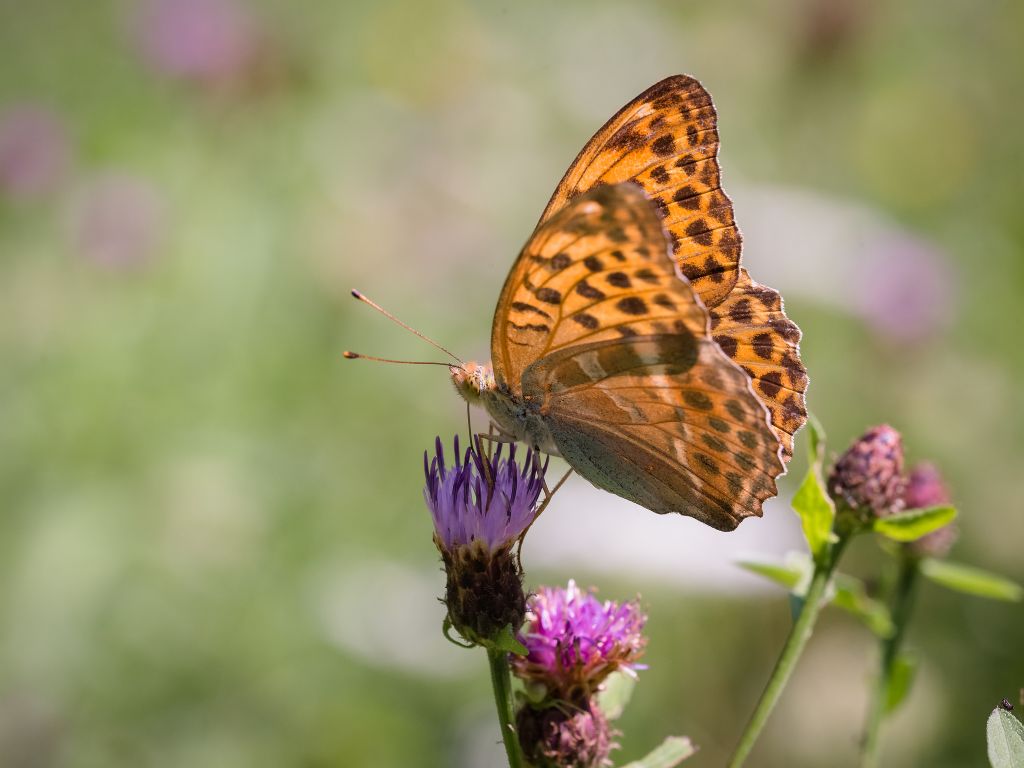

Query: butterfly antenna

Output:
[349, 289, 463, 365]
[342, 351, 456, 367]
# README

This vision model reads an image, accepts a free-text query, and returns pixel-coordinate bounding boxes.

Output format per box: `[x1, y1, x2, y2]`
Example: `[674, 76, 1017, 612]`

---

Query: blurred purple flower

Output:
[133, 0, 262, 87]
[71, 173, 165, 268]
[425, 435, 545, 554]
[855, 235, 956, 345]
[903, 462, 950, 510]
[0, 106, 71, 201]
[511, 580, 647, 701]
[903, 462, 958, 558]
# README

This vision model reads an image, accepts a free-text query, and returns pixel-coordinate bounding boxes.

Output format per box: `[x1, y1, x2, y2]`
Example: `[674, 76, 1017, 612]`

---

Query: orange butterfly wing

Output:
[492, 182, 706, 388]
[538, 75, 740, 308]
[492, 183, 783, 529]
[710, 270, 808, 457]
[534, 75, 808, 458]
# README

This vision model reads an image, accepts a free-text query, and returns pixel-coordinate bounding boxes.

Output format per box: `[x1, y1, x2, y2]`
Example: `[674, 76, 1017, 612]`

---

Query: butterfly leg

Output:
[476, 432, 518, 446]
[473, 424, 518, 487]
[515, 467, 574, 569]
[476, 422, 518, 460]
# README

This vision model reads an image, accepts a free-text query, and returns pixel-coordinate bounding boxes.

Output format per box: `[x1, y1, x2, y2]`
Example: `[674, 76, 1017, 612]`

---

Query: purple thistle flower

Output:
[424, 435, 545, 553]
[511, 580, 647, 702]
[423, 436, 546, 644]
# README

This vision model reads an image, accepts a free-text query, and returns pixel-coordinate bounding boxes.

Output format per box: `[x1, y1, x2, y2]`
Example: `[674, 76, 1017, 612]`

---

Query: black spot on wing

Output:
[572, 313, 599, 329]
[576, 280, 606, 300]
[535, 287, 562, 305]
[617, 297, 647, 315]
[511, 301, 552, 320]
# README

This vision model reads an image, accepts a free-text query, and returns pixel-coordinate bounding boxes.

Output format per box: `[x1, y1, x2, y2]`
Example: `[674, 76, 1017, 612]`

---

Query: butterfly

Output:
[448, 75, 808, 530]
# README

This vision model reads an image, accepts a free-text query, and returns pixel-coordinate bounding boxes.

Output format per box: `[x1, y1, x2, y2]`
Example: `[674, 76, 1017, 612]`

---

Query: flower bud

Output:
[903, 462, 958, 558]
[827, 424, 906, 520]
[516, 702, 615, 768]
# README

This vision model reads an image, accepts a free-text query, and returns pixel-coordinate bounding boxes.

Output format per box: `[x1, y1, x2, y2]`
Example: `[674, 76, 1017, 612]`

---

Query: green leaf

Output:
[792, 467, 836, 561]
[736, 560, 805, 591]
[833, 575, 895, 637]
[620, 736, 698, 768]
[490, 624, 528, 656]
[921, 559, 1024, 602]
[987, 707, 1024, 768]
[597, 670, 636, 720]
[806, 411, 826, 465]
[872, 505, 957, 542]
[885, 652, 918, 713]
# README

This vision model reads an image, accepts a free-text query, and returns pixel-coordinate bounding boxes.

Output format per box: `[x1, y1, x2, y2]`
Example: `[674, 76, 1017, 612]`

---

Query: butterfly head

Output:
[450, 361, 496, 405]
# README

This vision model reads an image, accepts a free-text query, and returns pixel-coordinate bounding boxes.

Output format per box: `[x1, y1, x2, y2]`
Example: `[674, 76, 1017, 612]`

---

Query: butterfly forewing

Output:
[537, 75, 741, 309]
[493, 182, 784, 528]
[492, 183, 709, 388]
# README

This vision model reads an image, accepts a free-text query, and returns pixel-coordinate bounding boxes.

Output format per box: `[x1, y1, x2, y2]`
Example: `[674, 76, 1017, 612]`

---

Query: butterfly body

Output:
[452, 75, 808, 530]
[453, 364, 562, 456]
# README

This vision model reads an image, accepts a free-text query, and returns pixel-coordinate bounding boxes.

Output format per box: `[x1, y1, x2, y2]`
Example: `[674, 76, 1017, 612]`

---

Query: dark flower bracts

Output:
[516, 702, 614, 768]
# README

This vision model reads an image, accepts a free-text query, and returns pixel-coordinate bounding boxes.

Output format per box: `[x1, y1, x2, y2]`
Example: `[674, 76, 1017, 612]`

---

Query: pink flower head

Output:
[512, 581, 647, 701]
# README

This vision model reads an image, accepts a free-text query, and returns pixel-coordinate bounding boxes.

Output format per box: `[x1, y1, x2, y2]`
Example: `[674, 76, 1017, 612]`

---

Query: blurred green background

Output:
[2, 1, 1022, 766]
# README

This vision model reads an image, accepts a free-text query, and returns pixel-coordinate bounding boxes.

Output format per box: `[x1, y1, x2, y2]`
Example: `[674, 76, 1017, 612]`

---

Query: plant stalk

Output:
[727, 534, 850, 768]
[487, 647, 523, 768]
[861, 555, 920, 767]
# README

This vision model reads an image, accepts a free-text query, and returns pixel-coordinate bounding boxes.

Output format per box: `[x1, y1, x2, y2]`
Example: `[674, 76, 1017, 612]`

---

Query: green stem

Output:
[727, 534, 851, 768]
[861, 555, 919, 768]
[487, 647, 524, 768]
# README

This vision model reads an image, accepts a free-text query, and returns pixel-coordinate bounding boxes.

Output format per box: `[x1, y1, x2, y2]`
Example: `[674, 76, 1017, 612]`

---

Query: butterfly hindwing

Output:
[709, 269, 808, 458]
[521, 334, 784, 530]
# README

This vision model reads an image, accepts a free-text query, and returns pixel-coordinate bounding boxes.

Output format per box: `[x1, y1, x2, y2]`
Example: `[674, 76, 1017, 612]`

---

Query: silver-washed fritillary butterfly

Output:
[449, 76, 808, 530]
[355, 75, 809, 531]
